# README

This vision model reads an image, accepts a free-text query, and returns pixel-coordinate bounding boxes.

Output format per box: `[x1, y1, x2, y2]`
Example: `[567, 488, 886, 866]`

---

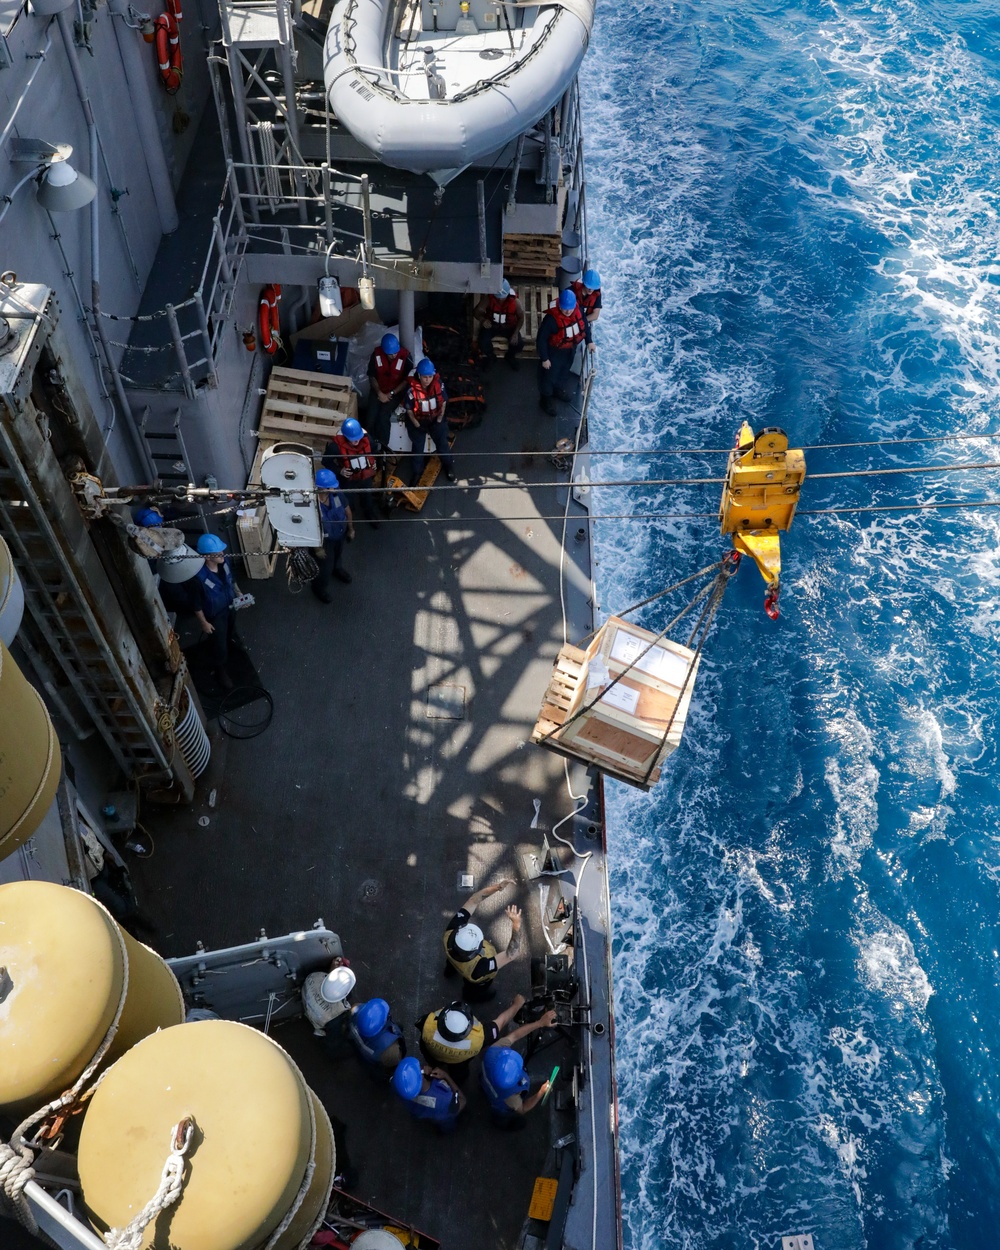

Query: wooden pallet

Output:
[532, 645, 586, 738]
[518, 284, 559, 356]
[256, 366, 358, 451]
[531, 643, 667, 792]
[503, 232, 562, 280]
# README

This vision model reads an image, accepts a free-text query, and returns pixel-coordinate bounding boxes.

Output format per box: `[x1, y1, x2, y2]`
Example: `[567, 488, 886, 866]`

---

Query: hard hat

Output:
[341, 417, 363, 443]
[134, 507, 163, 528]
[355, 997, 390, 1039]
[320, 965, 356, 1004]
[497, 279, 511, 299]
[483, 1044, 524, 1093]
[438, 1003, 473, 1042]
[416, 357, 435, 377]
[315, 468, 339, 489]
[352, 1230, 406, 1250]
[391, 1056, 423, 1101]
[582, 268, 601, 290]
[452, 922, 484, 955]
[195, 533, 227, 555]
[156, 544, 204, 583]
[381, 333, 401, 355]
[558, 288, 577, 313]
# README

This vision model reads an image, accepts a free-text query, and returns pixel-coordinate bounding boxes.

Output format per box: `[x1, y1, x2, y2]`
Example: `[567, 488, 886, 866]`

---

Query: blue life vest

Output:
[320, 493, 348, 541]
[348, 1016, 404, 1066]
[195, 561, 235, 619]
[481, 1062, 530, 1118]
[408, 1077, 459, 1123]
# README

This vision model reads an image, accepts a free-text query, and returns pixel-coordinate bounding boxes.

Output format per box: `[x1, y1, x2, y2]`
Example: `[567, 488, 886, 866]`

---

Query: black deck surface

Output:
[129, 364, 601, 1250]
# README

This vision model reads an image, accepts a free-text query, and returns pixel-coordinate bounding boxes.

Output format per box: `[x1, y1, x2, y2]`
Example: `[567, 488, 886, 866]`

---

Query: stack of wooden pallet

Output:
[248, 367, 359, 486]
[503, 233, 563, 281]
[243, 367, 359, 577]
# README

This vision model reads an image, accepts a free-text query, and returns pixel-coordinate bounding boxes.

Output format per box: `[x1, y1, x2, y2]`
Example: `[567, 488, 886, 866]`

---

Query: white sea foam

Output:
[584, 0, 995, 1244]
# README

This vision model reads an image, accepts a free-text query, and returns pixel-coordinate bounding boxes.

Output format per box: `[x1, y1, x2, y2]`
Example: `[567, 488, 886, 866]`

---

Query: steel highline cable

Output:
[308, 430, 1000, 459]
[327, 459, 1000, 491]
[316, 498, 1000, 522]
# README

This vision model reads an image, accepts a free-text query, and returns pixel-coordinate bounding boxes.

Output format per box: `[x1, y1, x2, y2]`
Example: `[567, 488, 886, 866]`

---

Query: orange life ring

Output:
[258, 284, 282, 356]
[154, 12, 183, 95]
[165, 0, 182, 20]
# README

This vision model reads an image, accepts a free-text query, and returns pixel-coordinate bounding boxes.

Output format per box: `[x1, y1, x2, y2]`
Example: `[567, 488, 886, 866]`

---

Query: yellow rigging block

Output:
[719, 423, 805, 616]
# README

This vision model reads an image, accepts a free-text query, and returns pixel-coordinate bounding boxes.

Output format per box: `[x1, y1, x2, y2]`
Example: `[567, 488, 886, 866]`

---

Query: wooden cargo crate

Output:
[256, 366, 357, 451]
[502, 232, 562, 280]
[236, 504, 276, 580]
[531, 617, 701, 791]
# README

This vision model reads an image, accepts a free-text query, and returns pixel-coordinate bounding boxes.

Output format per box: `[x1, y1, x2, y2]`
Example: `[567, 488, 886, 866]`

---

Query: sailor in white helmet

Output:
[443, 878, 522, 1002]
[416, 994, 534, 1081]
[301, 961, 357, 1057]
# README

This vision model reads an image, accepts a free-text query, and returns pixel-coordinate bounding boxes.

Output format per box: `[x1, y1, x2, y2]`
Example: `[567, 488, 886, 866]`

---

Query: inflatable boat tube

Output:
[324, 0, 593, 180]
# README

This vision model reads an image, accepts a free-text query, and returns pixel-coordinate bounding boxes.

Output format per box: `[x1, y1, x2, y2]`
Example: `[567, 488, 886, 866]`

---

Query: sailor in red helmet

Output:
[403, 357, 455, 486]
[473, 278, 525, 371]
[323, 417, 383, 528]
[570, 268, 602, 325]
[536, 287, 592, 416]
[366, 332, 413, 447]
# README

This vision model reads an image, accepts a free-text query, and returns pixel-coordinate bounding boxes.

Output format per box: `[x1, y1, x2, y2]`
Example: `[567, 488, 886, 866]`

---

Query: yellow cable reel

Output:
[718, 423, 805, 617]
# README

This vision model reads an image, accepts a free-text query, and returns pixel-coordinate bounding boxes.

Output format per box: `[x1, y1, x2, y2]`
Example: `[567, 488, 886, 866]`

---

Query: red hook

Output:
[763, 588, 780, 620]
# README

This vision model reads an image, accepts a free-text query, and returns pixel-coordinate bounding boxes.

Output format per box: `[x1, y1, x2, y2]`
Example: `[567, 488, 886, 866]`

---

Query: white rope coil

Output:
[0, 1140, 37, 1233]
[104, 1118, 194, 1250]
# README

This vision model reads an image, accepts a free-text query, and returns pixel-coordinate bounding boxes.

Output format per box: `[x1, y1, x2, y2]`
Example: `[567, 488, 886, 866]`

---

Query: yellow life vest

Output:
[442, 929, 498, 983]
[420, 1013, 485, 1065]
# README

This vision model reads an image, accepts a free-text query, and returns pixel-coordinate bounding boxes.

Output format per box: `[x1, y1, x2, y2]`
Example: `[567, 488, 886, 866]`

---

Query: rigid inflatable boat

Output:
[324, 0, 594, 183]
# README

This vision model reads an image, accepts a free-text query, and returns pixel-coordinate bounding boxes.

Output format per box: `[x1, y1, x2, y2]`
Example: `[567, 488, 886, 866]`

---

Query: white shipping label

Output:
[610, 631, 690, 686]
[316, 350, 331, 361]
[586, 656, 611, 689]
[600, 682, 640, 715]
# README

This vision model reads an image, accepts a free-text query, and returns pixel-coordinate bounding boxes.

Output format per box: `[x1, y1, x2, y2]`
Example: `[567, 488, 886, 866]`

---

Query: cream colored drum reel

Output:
[260, 442, 322, 547]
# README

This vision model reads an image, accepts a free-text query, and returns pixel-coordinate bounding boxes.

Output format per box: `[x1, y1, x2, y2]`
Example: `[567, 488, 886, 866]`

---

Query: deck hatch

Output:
[426, 683, 466, 719]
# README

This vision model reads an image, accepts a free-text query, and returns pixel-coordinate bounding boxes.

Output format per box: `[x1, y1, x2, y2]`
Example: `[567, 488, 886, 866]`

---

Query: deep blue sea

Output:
[582, 3, 1000, 1247]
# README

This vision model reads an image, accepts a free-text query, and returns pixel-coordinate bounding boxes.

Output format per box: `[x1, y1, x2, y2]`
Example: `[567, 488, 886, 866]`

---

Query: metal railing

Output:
[105, 172, 248, 397]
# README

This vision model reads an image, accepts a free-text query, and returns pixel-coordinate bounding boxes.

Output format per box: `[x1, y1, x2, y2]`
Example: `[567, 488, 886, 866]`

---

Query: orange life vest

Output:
[485, 293, 518, 329]
[408, 373, 446, 423]
[370, 347, 412, 395]
[547, 304, 586, 351]
[333, 432, 376, 480]
[570, 280, 601, 318]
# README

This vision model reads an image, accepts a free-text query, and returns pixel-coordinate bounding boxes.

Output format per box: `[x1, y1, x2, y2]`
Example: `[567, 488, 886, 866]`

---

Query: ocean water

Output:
[581, 3, 1000, 1247]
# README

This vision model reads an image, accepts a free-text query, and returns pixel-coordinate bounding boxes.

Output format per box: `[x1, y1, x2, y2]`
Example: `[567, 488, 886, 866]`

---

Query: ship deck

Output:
[124, 364, 617, 1250]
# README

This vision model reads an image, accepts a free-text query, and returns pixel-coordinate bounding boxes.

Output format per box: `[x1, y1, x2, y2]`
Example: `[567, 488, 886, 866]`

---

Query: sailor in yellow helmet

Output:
[443, 878, 522, 1002]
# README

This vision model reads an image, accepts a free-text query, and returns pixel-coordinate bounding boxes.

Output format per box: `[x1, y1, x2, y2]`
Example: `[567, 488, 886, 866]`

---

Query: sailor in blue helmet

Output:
[536, 287, 592, 416]
[480, 1011, 557, 1127]
[570, 268, 603, 325]
[311, 468, 355, 603]
[404, 357, 455, 485]
[347, 996, 406, 1074]
[391, 1055, 466, 1132]
[193, 533, 241, 690]
[134, 505, 164, 528]
[367, 332, 413, 447]
[323, 416, 383, 528]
